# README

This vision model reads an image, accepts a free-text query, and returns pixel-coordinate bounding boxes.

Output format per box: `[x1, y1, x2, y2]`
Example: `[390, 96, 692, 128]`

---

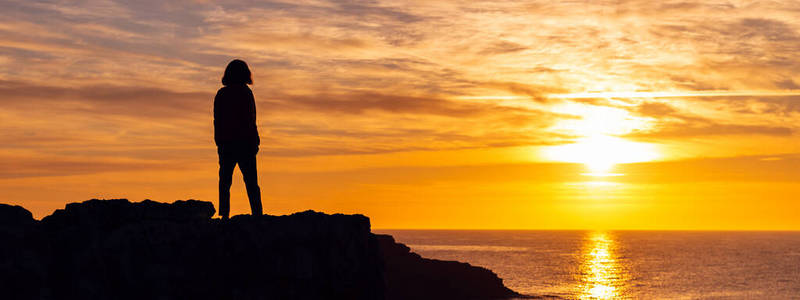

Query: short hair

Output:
[221, 59, 253, 86]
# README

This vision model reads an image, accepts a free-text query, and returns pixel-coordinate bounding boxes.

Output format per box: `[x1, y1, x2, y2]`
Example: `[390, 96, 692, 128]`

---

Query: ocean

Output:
[374, 230, 800, 299]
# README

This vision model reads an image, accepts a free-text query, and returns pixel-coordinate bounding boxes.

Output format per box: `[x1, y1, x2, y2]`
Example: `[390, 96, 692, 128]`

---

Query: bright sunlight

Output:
[544, 135, 659, 175]
[542, 99, 661, 175]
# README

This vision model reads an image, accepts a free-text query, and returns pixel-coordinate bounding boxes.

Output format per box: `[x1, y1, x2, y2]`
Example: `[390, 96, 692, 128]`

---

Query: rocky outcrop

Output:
[0, 203, 47, 300]
[376, 234, 524, 300]
[0, 203, 35, 226]
[0, 199, 523, 300]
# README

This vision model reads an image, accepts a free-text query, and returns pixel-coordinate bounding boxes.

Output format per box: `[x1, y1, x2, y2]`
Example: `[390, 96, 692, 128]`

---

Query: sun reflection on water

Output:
[579, 231, 626, 299]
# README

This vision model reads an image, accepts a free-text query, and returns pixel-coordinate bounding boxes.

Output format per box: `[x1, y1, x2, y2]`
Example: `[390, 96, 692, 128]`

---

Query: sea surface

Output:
[374, 230, 800, 299]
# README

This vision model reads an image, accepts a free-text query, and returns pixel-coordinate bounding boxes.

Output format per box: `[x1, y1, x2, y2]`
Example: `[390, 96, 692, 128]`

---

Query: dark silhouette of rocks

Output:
[376, 234, 524, 300]
[0, 203, 47, 300]
[0, 199, 524, 300]
[0, 203, 35, 226]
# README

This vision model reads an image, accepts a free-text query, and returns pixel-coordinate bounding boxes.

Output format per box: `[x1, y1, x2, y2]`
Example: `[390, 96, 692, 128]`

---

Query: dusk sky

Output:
[2, 0, 800, 229]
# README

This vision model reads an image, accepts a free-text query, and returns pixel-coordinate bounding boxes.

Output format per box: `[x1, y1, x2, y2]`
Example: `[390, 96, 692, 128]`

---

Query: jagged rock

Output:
[41, 198, 215, 230]
[0, 204, 46, 299]
[0, 199, 523, 300]
[376, 234, 524, 300]
[0, 203, 34, 227]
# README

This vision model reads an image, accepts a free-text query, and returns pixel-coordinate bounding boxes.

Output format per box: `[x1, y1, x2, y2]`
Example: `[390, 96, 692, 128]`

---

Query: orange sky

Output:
[1, 0, 799, 229]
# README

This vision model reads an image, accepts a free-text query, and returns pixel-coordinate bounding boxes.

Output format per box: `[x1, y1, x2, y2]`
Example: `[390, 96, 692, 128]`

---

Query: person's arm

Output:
[213, 89, 222, 147]
[248, 88, 260, 146]
[249, 91, 256, 123]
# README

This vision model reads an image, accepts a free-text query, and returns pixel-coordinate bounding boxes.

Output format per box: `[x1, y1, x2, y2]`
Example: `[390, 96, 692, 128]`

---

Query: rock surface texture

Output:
[0, 199, 523, 300]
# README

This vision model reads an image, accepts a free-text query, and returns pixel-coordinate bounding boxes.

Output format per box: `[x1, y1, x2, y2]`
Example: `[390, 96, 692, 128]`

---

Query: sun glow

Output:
[550, 103, 649, 137]
[544, 135, 659, 175]
[544, 100, 660, 175]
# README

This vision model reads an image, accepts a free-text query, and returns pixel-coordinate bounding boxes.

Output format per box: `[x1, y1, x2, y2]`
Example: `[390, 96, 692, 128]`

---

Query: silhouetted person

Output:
[215, 59, 262, 219]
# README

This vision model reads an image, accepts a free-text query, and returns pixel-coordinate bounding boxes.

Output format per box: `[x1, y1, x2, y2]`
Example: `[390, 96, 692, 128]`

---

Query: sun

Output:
[542, 100, 660, 175]
[543, 135, 659, 175]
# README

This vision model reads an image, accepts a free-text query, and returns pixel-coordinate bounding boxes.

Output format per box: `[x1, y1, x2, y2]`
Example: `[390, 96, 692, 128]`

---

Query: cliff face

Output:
[376, 234, 523, 300]
[0, 199, 523, 300]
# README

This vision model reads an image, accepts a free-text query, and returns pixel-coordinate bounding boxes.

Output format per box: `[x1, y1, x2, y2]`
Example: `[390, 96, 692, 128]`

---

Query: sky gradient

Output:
[2, 0, 799, 229]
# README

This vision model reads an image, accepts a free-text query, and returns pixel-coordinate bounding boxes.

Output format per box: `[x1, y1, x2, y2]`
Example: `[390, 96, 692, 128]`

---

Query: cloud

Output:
[264, 92, 545, 116]
[635, 102, 677, 117]
[478, 41, 528, 55]
[0, 154, 172, 179]
[259, 120, 570, 157]
[204, 32, 372, 54]
[0, 80, 211, 118]
[327, 1, 425, 24]
[774, 78, 800, 89]
[480, 81, 566, 102]
[628, 101, 795, 138]
[633, 123, 794, 138]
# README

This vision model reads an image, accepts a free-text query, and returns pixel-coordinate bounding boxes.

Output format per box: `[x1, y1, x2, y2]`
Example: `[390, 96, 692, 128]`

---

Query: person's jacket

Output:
[214, 84, 260, 148]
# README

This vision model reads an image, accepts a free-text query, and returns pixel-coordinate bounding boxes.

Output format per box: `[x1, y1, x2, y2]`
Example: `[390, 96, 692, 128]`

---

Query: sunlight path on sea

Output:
[579, 231, 626, 299]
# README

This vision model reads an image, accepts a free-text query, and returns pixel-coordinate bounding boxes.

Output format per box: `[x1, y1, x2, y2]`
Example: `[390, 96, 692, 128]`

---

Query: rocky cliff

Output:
[0, 199, 524, 300]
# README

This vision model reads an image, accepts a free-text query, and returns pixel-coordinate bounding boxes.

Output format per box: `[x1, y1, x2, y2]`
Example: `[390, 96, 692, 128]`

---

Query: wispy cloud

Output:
[549, 90, 800, 99]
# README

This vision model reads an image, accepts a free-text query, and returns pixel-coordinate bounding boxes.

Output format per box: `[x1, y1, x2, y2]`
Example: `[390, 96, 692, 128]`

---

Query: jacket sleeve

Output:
[248, 88, 260, 146]
[213, 89, 221, 147]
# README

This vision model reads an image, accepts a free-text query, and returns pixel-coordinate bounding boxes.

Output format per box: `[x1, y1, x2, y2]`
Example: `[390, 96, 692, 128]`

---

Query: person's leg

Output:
[218, 148, 237, 219]
[238, 151, 262, 216]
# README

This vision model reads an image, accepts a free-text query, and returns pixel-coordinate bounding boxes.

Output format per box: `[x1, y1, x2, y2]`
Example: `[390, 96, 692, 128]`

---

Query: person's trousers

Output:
[218, 145, 262, 218]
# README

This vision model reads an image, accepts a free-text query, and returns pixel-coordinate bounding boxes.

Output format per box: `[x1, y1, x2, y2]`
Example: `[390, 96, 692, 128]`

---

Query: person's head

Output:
[221, 59, 252, 86]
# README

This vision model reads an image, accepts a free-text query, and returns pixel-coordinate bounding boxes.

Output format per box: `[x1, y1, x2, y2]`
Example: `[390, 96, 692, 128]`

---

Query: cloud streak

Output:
[549, 90, 800, 99]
